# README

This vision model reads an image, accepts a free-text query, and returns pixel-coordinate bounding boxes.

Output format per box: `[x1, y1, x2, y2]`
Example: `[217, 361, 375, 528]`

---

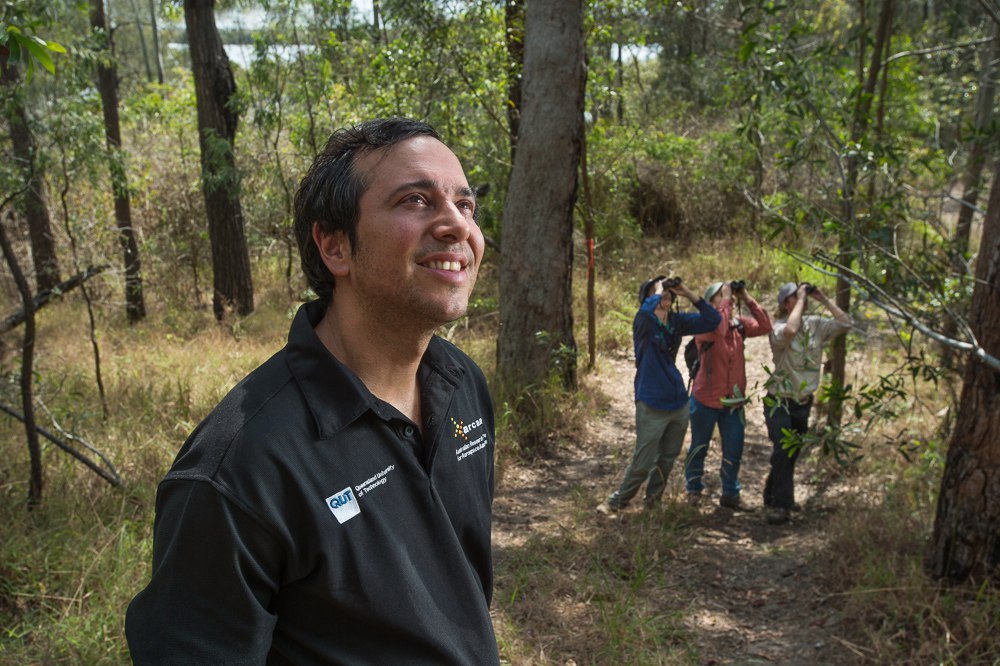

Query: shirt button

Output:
[403, 424, 415, 437]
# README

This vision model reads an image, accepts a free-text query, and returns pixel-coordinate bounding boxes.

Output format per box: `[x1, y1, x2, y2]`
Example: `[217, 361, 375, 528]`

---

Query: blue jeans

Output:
[762, 395, 813, 510]
[607, 401, 689, 509]
[684, 397, 746, 498]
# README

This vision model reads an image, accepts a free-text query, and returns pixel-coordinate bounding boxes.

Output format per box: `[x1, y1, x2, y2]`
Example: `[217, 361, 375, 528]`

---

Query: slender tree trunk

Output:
[504, 0, 525, 163]
[581, 122, 596, 371]
[828, 0, 894, 428]
[952, 26, 998, 274]
[927, 162, 1000, 584]
[0, 213, 42, 507]
[57, 142, 109, 417]
[184, 0, 254, 320]
[497, 0, 584, 449]
[91, 0, 147, 323]
[1, 60, 61, 292]
[127, 0, 154, 82]
[149, 0, 165, 83]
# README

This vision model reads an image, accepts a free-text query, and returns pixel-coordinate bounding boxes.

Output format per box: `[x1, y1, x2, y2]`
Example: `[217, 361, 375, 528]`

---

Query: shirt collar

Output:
[284, 300, 465, 439]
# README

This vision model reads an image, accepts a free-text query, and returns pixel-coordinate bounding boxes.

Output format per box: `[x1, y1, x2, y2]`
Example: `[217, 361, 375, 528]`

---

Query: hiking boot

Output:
[719, 495, 754, 511]
[766, 507, 790, 525]
[685, 491, 702, 507]
[596, 500, 620, 515]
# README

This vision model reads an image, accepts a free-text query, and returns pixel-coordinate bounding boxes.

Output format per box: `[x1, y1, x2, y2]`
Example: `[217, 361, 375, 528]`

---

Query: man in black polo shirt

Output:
[126, 118, 499, 664]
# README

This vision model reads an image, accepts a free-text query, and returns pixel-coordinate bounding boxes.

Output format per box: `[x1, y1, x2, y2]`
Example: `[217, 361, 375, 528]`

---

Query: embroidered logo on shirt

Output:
[450, 417, 469, 441]
[453, 415, 488, 462]
[325, 487, 361, 524]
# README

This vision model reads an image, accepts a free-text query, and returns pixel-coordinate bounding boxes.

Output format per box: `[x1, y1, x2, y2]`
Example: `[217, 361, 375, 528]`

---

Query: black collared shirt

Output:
[126, 301, 498, 665]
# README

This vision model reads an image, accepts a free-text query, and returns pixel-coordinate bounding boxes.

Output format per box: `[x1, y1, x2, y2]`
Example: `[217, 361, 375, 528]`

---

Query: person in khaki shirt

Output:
[762, 282, 851, 525]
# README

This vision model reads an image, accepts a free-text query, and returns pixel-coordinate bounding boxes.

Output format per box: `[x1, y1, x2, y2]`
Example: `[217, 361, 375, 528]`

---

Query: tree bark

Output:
[952, 25, 997, 273]
[0, 213, 42, 506]
[927, 162, 1000, 584]
[149, 0, 165, 83]
[497, 0, 584, 447]
[91, 0, 147, 324]
[0, 59, 61, 292]
[504, 0, 525, 163]
[828, 0, 894, 428]
[184, 0, 254, 320]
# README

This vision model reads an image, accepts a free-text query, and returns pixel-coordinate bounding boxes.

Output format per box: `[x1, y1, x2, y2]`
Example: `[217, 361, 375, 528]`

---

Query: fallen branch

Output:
[0, 401, 121, 487]
[0, 264, 109, 335]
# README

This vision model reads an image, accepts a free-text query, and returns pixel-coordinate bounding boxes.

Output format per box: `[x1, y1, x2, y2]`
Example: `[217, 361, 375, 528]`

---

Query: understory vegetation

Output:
[0, 240, 996, 664]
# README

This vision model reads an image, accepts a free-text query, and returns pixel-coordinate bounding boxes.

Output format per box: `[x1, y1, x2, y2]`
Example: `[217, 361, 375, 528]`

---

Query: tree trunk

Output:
[504, 0, 525, 163]
[184, 0, 254, 320]
[0, 214, 42, 506]
[0, 60, 61, 292]
[149, 0, 165, 84]
[926, 163, 1000, 584]
[497, 0, 584, 448]
[828, 0, 894, 428]
[91, 0, 147, 324]
[952, 26, 997, 273]
[938, 26, 998, 364]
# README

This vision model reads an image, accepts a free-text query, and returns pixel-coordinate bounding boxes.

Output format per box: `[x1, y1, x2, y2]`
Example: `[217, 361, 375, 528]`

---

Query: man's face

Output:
[346, 136, 484, 329]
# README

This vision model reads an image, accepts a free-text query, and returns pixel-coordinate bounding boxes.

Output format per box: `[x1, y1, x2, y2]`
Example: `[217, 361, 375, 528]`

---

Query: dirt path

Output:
[493, 335, 860, 665]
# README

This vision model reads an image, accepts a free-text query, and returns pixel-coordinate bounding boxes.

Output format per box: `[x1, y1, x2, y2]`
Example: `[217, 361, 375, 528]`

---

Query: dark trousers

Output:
[762, 395, 813, 510]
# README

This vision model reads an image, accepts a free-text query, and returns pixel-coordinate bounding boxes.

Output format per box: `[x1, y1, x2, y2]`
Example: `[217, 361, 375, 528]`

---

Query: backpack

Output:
[684, 338, 713, 388]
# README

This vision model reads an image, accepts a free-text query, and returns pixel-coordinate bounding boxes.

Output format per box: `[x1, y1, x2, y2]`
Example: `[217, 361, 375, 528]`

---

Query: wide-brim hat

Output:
[638, 275, 667, 304]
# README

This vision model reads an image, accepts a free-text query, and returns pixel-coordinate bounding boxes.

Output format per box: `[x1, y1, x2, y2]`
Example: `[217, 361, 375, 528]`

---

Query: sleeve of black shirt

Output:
[125, 479, 282, 665]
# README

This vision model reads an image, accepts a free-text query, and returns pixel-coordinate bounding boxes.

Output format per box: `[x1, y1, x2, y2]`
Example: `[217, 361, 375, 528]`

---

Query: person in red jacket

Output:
[683, 281, 772, 510]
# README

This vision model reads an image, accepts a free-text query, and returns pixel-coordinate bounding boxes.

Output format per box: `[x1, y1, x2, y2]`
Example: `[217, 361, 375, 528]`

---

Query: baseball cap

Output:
[777, 282, 798, 307]
[704, 282, 725, 302]
[638, 275, 667, 304]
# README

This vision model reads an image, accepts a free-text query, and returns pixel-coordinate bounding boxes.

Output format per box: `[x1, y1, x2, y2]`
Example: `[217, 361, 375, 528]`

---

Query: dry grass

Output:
[1, 242, 997, 665]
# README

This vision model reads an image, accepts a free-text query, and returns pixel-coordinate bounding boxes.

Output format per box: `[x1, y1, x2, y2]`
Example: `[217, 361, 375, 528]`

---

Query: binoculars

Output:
[803, 283, 818, 294]
[661, 277, 683, 289]
[730, 280, 746, 291]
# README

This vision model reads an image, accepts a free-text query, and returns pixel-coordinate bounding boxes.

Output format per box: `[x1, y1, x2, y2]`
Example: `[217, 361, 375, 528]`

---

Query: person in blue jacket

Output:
[598, 276, 721, 513]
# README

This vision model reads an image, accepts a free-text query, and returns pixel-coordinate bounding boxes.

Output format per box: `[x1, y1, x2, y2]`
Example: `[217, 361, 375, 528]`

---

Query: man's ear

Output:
[313, 223, 351, 277]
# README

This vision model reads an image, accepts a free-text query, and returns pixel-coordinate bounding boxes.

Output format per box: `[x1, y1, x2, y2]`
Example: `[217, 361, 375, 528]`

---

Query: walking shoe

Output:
[719, 495, 754, 511]
[766, 507, 790, 525]
[596, 500, 620, 515]
[685, 491, 702, 506]
[764, 501, 802, 512]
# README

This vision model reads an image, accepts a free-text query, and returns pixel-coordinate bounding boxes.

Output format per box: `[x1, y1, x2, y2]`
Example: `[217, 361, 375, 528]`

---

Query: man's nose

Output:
[433, 201, 472, 242]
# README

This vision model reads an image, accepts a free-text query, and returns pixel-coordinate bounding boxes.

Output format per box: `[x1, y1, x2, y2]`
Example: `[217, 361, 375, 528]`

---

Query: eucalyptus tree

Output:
[184, 0, 254, 319]
[927, 160, 1000, 584]
[735, 0, 987, 431]
[90, 0, 146, 323]
[497, 0, 585, 449]
[1, 9, 63, 292]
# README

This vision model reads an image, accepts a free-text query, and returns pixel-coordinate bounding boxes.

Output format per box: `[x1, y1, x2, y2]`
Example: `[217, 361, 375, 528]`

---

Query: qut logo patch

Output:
[325, 487, 361, 524]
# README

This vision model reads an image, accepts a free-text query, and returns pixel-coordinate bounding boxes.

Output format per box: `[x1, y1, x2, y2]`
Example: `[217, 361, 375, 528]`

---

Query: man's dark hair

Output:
[293, 117, 440, 303]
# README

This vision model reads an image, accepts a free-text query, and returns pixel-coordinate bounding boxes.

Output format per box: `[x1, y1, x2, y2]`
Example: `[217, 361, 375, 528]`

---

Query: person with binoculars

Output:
[762, 282, 852, 525]
[597, 275, 721, 514]
[683, 280, 772, 510]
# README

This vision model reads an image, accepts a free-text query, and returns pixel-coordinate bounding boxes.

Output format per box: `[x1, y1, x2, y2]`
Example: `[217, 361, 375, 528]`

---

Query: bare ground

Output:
[493, 334, 864, 665]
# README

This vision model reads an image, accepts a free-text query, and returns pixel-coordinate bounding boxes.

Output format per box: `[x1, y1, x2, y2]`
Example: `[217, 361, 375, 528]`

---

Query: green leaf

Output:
[22, 37, 55, 74]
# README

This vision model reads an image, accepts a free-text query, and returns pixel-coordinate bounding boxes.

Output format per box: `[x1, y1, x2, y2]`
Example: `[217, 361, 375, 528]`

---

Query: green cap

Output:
[704, 282, 725, 302]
